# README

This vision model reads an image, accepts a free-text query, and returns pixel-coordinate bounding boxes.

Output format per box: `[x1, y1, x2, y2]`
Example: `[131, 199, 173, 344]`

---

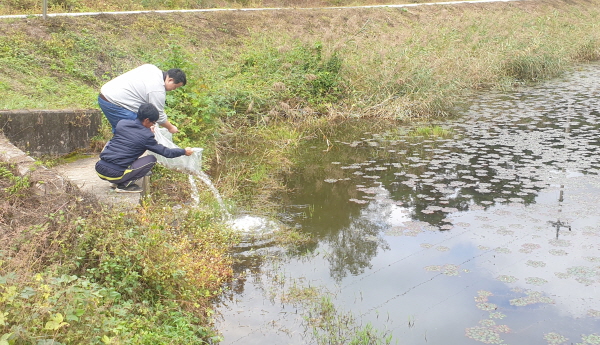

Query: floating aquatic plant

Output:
[520, 243, 542, 253]
[555, 272, 570, 279]
[549, 239, 571, 247]
[476, 290, 493, 300]
[565, 266, 600, 286]
[489, 312, 506, 320]
[442, 264, 459, 276]
[525, 260, 546, 268]
[544, 332, 568, 345]
[424, 265, 441, 272]
[477, 302, 498, 312]
[525, 277, 548, 286]
[510, 290, 554, 307]
[497, 275, 518, 283]
[578, 333, 600, 345]
[423, 264, 460, 276]
[587, 310, 600, 318]
[465, 319, 510, 344]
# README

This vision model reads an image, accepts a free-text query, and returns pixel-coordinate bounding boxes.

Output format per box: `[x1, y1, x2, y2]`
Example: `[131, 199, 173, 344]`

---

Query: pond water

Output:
[214, 64, 600, 345]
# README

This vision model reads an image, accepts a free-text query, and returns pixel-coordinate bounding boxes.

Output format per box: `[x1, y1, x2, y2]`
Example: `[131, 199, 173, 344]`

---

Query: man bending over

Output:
[95, 103, 193, 193]
[98, 64, 186, 134]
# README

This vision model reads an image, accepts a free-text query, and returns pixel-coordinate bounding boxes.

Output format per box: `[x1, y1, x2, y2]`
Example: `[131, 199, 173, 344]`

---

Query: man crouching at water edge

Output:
[95, 103, 193, 193]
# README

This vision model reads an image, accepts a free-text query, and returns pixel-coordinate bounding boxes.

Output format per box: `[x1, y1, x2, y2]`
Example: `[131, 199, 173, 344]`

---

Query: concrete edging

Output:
[0, 132, 66, 194]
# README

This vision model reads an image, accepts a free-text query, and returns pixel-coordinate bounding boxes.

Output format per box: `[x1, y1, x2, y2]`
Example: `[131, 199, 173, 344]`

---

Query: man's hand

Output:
[184, 147, 194, 156]
[168, 125, 179, 134]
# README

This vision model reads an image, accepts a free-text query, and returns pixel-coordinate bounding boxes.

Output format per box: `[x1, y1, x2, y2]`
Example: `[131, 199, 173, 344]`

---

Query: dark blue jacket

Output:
[99, 119, 186, 170]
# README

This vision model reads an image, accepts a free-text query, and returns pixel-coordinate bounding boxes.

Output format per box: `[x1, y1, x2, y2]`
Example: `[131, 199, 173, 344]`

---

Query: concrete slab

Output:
[0, 133, 141, 207]
[51, 155, 141, 207]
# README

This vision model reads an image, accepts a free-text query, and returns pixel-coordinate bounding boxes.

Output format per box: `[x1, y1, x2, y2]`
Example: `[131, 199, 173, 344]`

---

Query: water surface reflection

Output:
[216, 64, 600, 345]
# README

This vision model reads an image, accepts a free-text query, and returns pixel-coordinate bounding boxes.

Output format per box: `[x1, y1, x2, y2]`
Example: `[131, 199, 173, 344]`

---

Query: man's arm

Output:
[160, 120, 179, 134]
[145, 135, 186, 158]
[147, 90, 178, 132]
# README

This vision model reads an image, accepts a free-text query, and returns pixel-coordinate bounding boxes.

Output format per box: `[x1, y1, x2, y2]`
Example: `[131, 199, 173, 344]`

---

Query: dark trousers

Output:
[96, 155, 157, 187]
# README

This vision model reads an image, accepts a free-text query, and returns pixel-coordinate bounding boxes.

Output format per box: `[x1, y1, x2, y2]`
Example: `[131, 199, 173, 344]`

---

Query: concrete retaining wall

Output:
[0, 109, 102, 156]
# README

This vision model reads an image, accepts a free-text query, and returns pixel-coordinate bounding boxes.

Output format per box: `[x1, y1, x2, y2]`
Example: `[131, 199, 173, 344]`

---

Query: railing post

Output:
[43, 0, 48, 19]
[140, 174, 151, 204]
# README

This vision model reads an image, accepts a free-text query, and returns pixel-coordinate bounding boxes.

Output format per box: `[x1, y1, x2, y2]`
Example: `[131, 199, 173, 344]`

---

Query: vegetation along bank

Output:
[0, 0, 599, 343]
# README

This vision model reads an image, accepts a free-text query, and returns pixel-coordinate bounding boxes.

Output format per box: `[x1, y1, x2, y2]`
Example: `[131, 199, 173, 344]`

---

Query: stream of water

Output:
[214, 64, 600, 345]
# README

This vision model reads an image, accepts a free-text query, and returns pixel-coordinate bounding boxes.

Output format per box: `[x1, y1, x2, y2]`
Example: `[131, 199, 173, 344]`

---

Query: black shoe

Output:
[115, 184, 142, 193]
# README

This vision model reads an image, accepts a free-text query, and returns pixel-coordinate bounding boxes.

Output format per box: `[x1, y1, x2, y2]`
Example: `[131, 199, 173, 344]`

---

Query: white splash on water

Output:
[226, 214, 281, 235]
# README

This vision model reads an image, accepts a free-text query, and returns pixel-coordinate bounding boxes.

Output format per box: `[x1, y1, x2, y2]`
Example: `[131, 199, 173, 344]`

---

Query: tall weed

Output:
[74, 207, 235, 305]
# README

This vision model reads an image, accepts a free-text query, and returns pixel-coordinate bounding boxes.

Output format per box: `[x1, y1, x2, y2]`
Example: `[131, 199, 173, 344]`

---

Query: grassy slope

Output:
[0, 0, 598, 116]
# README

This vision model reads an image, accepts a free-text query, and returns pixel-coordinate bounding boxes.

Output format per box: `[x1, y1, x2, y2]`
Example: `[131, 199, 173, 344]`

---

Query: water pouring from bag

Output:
[150, 129, 228, 213]
[150, 129, 282, 233]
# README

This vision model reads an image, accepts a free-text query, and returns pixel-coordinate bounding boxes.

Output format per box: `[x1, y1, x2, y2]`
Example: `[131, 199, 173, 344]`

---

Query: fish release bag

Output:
[150, 127, 203, 174]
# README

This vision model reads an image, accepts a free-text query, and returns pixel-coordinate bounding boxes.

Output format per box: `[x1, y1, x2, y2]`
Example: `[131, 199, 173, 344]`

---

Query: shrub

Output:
[0, 271, 219, 344]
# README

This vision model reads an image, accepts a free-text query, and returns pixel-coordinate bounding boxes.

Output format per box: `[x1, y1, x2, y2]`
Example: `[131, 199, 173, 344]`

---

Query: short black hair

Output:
[137, 103, 159, 122]
[166, 68, 187, 86]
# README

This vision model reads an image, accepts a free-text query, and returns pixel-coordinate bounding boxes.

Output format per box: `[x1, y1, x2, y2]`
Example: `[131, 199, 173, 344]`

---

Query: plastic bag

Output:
[150, 127, 203, 174]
